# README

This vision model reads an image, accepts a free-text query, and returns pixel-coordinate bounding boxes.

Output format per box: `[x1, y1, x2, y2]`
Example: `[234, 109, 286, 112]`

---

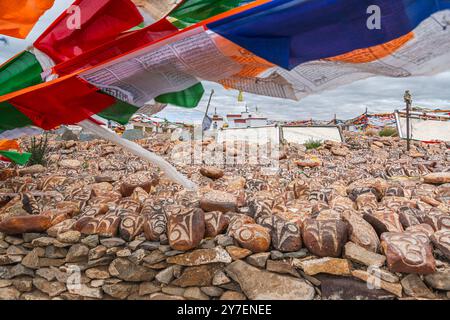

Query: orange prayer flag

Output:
[0, 139, 20, 151]
[0, 0, 55, 39]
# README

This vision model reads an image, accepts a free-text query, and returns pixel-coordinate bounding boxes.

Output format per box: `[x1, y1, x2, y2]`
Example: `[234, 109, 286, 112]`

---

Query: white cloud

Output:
[158, 71, 450, 123]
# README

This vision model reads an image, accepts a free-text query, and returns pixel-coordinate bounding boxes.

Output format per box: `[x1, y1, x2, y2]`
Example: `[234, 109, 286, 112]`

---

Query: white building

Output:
[225, 103, 270, 128]
[211, 114, 225, 130]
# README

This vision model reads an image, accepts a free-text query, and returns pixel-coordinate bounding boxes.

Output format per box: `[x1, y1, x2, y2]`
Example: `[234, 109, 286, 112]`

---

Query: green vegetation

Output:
[26, 133, 49, 166]
[379, 127, 398, 137]
[304, 139, 322, 150]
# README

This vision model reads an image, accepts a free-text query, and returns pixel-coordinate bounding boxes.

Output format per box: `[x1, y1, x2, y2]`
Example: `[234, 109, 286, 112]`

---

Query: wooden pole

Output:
[404, 90, 412, 151]
[204, 90, 215, 117]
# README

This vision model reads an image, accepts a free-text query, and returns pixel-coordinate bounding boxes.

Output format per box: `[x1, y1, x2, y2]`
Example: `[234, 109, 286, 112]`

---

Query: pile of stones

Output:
[0, 131, 449, 300]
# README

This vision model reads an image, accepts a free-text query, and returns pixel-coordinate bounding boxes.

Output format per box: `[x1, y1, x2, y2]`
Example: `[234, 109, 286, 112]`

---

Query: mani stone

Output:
[200, 166, 224, 180]
[298, 258, 352, 276]
[422, 212, 450, 232]
[363, 211, 404, 236]
[167, 247, 232, 266]
[119, 214, 144, 241]
[406, 224, 434, 237]
[431, 229, 450, 261]
[143, 211, 167, 242]
[267, 216, 302, 253]
[204, 211, 230, 238]
[344, 242, 386, 267]
[423, 172, 450, 185]
[342, 210, 380, 253]
[229, 223, 271, 253]
[167, 208, 205, 251]
[302, 219, 348, 258]
[398, 207, 424, 228]
[120, 172, 158, 197]
[381, 231, 436, 274]
[199, 191, 238, 213]
[225, 260, 315, 300]
[227, 214, 255, 236]
[0, 215, 52, 235]
[79, 212, 122, 238]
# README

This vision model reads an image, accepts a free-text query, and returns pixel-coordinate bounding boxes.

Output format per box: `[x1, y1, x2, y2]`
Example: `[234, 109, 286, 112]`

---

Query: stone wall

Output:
[0, 232, 316, 300]
[1, 229, 449, 300]
[1, 134, 450, 300]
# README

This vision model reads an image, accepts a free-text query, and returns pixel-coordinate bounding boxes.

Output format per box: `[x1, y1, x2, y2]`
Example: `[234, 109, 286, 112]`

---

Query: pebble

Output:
[57, 231, 81, 244]
[246, 252, 271, 268]
[299, 258, 352, 276]
[424, 270, 450, 290]
[100, 238, 126, 248]
[344, 242, 386, 267]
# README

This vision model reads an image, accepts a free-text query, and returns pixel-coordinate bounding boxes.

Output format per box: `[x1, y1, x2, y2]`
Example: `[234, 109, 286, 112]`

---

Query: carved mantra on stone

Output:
[381, 231, 436, 274]
[167, 208, 205, 251]
[302, 219, 348, 257]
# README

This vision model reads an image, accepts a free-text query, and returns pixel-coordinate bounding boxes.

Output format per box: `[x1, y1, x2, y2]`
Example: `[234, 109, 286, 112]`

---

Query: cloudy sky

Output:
[1, 0, 450, 124]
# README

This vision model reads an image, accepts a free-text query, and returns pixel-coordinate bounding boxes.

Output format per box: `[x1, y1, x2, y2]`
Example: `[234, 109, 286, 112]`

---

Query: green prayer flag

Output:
[98, 100, 139, 125]
[99, 83, 204, 124]
[0, 51, 44, 96]
[155, 83, 205, 108]
[0, 150, 32, 165]
[169, 0, 245, 29]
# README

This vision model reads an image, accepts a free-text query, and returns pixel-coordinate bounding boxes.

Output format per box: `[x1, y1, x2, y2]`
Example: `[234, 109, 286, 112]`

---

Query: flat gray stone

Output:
[225, 260, 315, 300]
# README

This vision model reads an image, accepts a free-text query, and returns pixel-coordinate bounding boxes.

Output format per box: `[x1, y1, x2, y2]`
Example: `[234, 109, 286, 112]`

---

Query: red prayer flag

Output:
[53, 18, 178, 76]
[8, 77, 115, 130]
[34, 0, 143, 63]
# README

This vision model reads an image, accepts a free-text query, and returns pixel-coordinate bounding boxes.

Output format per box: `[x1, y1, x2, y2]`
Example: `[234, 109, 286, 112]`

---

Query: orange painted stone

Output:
[80, 212, 121, 237]
[199, 191, 238, 213]
[230, 223, 271, 253]
[204, 211, 231, 238]
[381, 231, 436, 274]
[120, 172, 159, 197]
[200, 166, 224, 180]
[0, 215, 52, 235]
[302, 219, 348, 257]
[167, 208, 205, 251]
[119, 213, 145, 241]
